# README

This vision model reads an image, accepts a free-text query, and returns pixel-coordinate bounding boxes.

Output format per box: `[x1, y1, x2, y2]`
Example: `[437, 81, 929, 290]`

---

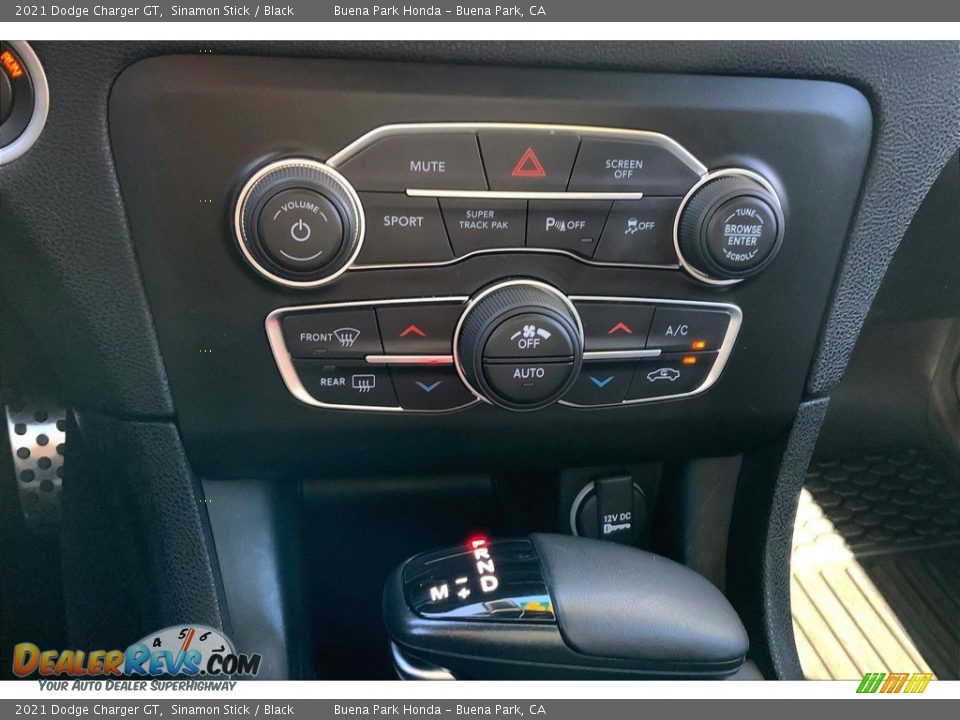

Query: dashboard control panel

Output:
[265, 280, 740, 412]
[233, 123, 785, 288]
[110, 55, 872, 470]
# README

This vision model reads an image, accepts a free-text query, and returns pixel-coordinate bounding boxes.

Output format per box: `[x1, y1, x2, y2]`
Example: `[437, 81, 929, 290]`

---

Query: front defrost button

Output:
[282, 310, 383, 359]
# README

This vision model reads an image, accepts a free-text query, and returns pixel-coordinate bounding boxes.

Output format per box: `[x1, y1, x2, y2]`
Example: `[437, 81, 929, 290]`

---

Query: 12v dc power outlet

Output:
[571, 475, 648, 545]
[595, 475, 642, 545]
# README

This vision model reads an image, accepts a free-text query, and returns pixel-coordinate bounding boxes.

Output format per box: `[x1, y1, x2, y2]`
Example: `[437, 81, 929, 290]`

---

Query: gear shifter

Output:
[384, 534, 749, 680]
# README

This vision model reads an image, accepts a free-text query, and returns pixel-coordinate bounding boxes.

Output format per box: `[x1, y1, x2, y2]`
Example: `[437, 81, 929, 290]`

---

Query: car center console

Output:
[108, 55, 872, 476]
[247, 123, 760, 413]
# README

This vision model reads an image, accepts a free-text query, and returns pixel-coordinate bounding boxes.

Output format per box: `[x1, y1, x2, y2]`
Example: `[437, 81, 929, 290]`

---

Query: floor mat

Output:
[792, 447, 960, 680]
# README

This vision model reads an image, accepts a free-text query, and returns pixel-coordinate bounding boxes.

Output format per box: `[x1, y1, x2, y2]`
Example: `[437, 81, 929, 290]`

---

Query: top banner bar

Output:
[5, 0, 960, 22]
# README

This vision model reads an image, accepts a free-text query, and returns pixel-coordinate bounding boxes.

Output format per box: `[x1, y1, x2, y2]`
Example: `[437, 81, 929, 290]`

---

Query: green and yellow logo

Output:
[857, 672, 933, 694]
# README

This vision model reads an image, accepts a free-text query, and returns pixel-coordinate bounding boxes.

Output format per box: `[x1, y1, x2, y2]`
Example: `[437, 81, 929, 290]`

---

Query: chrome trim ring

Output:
[266, 293, 741, 412]
[390, 642, 455, 681]
[673, 168, 784, 287]
[0, 41, 50, 166]
[326, 122, 708, 176]
[407, 189, 645, 200]
[568, 479, 645, 536]
[326, 122, 708, 273]
[233, 158, 365, 289]
[351, 246, 680, 272]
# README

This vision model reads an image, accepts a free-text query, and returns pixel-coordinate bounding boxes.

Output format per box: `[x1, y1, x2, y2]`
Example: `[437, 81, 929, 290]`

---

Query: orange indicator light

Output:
[682, 356, 698, 366]
[1, 51, 25, 79]
[691, 340, 707, 350]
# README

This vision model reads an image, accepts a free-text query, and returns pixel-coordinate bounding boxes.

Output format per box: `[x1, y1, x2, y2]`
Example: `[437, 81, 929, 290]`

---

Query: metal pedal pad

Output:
[4, 402, 66, 533]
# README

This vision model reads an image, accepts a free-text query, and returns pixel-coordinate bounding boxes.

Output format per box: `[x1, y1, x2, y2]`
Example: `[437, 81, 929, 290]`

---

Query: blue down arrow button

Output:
[564, 364, 632, 406]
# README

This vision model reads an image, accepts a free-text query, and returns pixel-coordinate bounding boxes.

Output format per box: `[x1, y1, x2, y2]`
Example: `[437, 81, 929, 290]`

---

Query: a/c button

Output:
[647, 307, 730, 352]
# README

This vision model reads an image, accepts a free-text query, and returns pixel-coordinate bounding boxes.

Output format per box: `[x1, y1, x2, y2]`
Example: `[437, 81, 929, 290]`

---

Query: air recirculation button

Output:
[455, 282, 583, 411]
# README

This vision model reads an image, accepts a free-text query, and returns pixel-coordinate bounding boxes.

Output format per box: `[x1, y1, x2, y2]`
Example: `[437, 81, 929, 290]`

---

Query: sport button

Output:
[478, 130, 580, 191]
[356, 193, 453, 265]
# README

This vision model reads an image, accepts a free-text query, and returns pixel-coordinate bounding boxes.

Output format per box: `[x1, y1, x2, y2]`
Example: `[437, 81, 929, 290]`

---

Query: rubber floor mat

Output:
[792, 447, 960, 680]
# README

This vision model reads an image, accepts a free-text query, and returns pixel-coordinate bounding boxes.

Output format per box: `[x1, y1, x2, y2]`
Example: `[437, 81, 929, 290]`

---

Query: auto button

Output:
[483, 362, 575, 405]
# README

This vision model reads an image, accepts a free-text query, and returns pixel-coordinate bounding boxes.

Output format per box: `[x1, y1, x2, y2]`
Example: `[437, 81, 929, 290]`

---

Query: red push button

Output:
[478, 130, 580, 191]
[574, 302, 655, 352]
[376, 304, 464, 354]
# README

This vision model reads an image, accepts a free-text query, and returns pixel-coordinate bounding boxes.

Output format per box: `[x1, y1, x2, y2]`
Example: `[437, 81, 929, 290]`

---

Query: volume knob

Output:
[234, 158, 364, 288]
[677, 172, 784, 284]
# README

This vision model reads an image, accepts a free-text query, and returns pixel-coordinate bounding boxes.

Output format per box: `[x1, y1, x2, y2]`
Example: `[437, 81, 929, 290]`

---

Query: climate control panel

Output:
[265, 281, 741, 412]
[234, 123, 785, 288]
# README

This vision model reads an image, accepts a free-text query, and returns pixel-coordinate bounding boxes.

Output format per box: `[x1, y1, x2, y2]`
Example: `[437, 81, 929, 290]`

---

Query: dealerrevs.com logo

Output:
[13, 625, 261, 679]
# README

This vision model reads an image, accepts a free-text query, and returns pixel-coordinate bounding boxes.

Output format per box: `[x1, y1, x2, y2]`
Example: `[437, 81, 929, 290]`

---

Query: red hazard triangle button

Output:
[479, 133, 579, 190]
[511, 147, 547, 178]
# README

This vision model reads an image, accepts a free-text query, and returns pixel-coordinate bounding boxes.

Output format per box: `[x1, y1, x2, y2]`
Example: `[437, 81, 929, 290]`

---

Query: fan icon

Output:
[522, 325, 537, 339]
